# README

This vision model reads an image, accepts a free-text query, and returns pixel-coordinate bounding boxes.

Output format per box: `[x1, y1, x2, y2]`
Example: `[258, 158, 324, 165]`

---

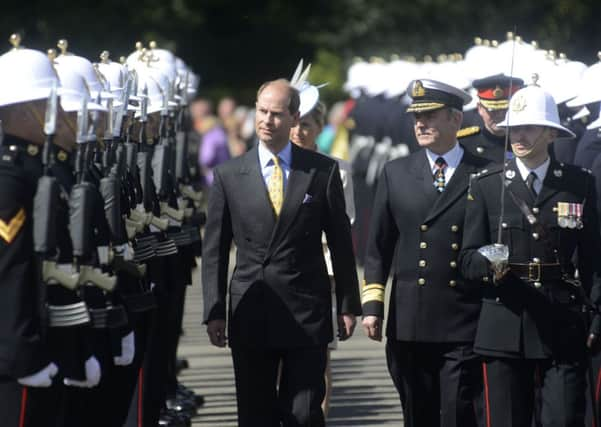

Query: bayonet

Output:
[42, 80, 58, 170]
[76, 92, 89, 144]
[113, 74, 132, 138]
[140, 84, 148, 123]
[105, 98, 114, 139]
[44, 80, 58, 137]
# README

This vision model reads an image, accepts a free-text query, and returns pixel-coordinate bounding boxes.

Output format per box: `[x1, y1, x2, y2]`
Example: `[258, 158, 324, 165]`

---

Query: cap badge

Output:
[505, 170, 515, 179]
[553, 169, 563, 178]
[27, 144, 39, 156]
[57, 150, 68, 162]
[412, 80, 426, 98]
[492, 85, 503, 99]
[511, 93, 527, 112]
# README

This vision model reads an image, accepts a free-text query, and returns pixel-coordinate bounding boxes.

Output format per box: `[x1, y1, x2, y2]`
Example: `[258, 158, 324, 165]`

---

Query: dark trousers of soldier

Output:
[125, 255, 169, 427]
[385, 340, 482, 427]
[0, 379, 53, 427]
[587, 353, 601, 427]
[164, 246, 193, 398]
[126, 251, 187, 427]
[97, 316, 153, 427]
[231, 344, 327, 427]
[482, 357, 585, 427]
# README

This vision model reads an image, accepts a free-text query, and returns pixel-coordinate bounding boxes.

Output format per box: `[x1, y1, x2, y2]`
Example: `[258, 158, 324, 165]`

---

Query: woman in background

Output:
[290, 97, 356, 418]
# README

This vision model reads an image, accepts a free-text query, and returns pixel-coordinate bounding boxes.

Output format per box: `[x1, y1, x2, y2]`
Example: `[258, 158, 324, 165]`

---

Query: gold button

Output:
[532, 257, 540, 264]
[532, 207, 539, 214]
[451, 225, 459, 232]
[450, 261, 457, 268]
[534, 282, 542, 289]
[418, 278, 426, 286]
[449, 280, 457, 287]
[420, 242, 427, 249]
[451, 243, 459, 250]
[532, 233, 539, 240]
[477, 147, 484, 154]
[419, 260, 426, 267]
[420, 224, 428, 231]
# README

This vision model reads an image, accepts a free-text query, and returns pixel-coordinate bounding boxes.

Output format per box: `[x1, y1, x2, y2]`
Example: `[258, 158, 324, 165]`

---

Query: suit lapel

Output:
[266, 145, 315, 257]
[238, 147, 276, 230]
[423, 152, 473, 223]
[410, 150, 439, 210]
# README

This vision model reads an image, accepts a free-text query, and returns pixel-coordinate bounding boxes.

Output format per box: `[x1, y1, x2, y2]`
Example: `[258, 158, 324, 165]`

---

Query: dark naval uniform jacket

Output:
[202, 143, 361, 349]
[362, 147, 489, 342]
[459, 159, 601, 359]
[457, 124, 509, 164]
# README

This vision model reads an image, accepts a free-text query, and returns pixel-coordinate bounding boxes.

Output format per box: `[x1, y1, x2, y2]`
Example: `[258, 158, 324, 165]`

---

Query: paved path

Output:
[177, 265, 403, 426]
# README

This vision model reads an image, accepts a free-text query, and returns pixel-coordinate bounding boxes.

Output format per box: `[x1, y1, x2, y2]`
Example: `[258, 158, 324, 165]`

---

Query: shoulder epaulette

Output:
[457, 126, 480, 139]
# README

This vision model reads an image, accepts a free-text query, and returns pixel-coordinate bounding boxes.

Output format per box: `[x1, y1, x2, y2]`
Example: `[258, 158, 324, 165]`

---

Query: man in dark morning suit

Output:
[459, 83, 601, 426]
[361, 78, 489, 427]
[202, 79, 361, 427]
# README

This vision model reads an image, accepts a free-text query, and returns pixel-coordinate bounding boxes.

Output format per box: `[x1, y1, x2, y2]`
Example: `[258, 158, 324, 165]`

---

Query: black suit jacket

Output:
[459, 159, 601, 359]
[362, 147, 489, 342]
[202, 144, 361, 348]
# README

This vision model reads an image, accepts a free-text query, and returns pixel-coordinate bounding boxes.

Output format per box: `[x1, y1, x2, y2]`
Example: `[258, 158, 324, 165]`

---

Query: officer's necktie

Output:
[526, 171, 538, 198]
[268, 155, 284, 216]
[434, 156, 447, 193]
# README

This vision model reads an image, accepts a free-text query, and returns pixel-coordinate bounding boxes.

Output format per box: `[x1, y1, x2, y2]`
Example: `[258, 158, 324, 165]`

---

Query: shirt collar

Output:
[258, 140, 292, 169]
[425, 142, 463, 171]
[515, 156, 551, 182]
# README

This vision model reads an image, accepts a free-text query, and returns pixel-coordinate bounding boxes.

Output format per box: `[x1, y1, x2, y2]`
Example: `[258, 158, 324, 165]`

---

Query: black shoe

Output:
[176, 383, 204, 408]
[176, 358, 189, 374]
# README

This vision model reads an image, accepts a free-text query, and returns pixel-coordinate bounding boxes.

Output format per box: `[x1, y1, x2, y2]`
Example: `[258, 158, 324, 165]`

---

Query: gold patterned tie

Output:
[268, 155, 283, 216]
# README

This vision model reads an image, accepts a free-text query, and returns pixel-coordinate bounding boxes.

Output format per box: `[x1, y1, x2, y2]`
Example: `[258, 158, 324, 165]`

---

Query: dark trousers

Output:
[231, 344, 327, 427]
[0, 379, 49, 427]
[482, 357, 585, 427]
[386, 340, 482, 427]
[164, 251, 191, 397]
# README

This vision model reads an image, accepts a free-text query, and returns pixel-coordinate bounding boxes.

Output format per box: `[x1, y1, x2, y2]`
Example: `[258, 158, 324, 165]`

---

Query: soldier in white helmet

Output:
[0, 34, 81, 427]
[460, 80, 601, 426]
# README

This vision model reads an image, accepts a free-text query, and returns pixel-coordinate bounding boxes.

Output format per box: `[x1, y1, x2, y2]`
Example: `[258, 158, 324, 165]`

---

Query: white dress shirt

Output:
[258, 141, 292, 194]
[425, 142, 464, 187]
[515, 156, 550, 195]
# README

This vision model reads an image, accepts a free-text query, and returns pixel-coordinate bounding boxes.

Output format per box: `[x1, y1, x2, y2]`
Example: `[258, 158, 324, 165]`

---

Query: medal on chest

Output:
[556, 202, 583, 229]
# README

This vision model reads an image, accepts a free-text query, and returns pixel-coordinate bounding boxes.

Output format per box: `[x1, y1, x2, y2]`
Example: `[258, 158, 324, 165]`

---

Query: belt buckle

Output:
[528, 263, 541, 282]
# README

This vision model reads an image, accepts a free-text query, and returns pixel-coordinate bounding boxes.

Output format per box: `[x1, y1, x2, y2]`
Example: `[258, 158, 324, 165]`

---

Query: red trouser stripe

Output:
[594, 368, 601, 427]
[138, 367, 144, 427]
[18, 387, 28, 427]
[482, 362, 492, 427]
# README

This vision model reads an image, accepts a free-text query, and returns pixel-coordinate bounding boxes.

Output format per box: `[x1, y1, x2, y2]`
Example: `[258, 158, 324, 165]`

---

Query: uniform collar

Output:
[515, 156, 550, 182]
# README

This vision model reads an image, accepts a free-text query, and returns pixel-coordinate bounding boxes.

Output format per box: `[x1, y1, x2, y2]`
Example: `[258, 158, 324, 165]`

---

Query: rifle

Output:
[34, 81, 80, 289]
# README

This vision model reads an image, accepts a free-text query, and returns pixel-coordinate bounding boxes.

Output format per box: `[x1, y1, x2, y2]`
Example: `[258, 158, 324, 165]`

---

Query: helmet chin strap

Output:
[510, 128, 549, 158]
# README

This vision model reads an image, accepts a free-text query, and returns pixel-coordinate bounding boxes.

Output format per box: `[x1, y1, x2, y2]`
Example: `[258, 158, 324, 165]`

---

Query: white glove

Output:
[114, 332, 135, 366]
[17, 363, 58, 387]
[64, 356, 101, 388]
